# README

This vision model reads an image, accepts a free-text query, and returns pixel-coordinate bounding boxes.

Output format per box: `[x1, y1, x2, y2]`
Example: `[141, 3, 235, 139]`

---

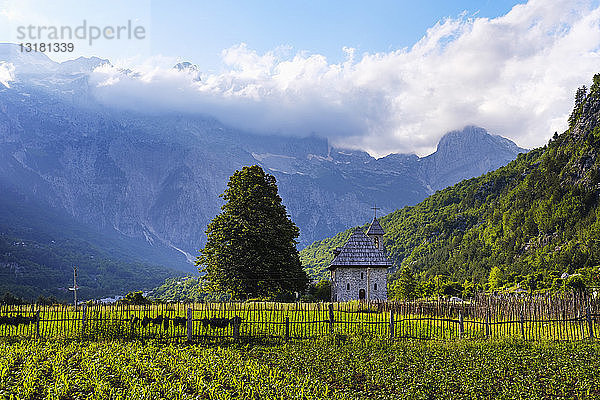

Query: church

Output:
[329, 216, 392, 302]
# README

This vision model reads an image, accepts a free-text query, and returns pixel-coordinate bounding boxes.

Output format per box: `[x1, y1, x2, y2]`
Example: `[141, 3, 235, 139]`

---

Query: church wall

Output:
[331, 267, 387, 302]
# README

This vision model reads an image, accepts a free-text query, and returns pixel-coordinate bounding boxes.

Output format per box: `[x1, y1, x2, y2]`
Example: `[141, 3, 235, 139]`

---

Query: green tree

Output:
[36, 295, 60, 305]
[306, 280, 331, 302]
[0, 292, 24, 305]
[564, 274, 586, 293]
[575, 86, 587, 107]
[197, 165, 308, 299]
[441, 281, 464, 297]
[488, 267, 505, 290]
[418, 279, 436, 298]
[391, 266, 417, 300]
[523, 273, 539, 293]
[122, 291, 152, 305]
[462, 279, 476, 298]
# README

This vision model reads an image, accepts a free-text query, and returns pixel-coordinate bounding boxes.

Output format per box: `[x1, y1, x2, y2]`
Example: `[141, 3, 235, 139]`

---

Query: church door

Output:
[359, 289, 366, 300]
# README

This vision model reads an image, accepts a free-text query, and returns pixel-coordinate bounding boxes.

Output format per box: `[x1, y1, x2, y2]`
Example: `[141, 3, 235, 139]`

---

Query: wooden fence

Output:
[0, 293, 599, 341]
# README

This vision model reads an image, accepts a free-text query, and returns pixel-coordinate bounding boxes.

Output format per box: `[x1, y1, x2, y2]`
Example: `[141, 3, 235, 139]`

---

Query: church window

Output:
[374, 283, 378, 290]
[346, 283, 350, 290]
[374, 237, 379, 248]
[361, 272, 364, 279]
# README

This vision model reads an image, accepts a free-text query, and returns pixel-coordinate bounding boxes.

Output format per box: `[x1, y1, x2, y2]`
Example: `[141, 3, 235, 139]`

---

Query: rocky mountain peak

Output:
[436, 125, 523, 155]
[0, 43, 58, 75]
[424, 126, 527, 191]
[58, 56, 111, 74]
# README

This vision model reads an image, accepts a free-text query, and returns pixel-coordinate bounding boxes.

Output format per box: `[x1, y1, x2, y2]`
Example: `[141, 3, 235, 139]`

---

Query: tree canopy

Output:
[197, 165, 308, 299]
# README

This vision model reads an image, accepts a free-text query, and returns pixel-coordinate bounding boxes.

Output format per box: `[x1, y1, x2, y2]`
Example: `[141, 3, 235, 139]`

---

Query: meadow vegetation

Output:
[1, 337, 599, 399]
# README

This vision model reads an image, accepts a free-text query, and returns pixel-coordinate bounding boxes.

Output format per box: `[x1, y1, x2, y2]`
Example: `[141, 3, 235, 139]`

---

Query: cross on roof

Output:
[371, 204, 380, 218]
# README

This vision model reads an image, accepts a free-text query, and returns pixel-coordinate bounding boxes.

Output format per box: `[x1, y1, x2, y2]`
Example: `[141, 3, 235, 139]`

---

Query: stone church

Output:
[329, 217, 392, 301]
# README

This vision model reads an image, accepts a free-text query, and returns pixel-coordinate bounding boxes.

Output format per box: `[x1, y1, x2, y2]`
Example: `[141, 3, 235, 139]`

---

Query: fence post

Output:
[562, 309, 567, 341]
[81, 304, 87, 337]
[520, 313, 525, 339]
[35, 310, 40, 339]
[233, 318, 240, 341]
[285, 317, 290, 341]
[186, 307, 193, 342]
[578, 310, 583, 338]
[587, 306, 594, 340]
[459, 312, 464, 338]
[328, 303, 334, 334]
[485, 311, 490, 338]
[389, 309, 395, 339]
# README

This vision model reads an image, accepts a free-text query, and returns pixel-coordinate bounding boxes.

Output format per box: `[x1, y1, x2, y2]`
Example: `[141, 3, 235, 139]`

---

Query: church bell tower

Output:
[366, 206, 384, 250]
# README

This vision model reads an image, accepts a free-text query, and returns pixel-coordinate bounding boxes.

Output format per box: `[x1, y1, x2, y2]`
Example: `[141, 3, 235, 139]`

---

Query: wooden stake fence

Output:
[0, 293, 599, 342]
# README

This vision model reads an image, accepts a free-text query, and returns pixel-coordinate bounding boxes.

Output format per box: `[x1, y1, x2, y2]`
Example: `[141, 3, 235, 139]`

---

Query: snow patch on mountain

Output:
[307, 153, 333, 162]
[0, 62, 14, 87]
[251, 152, 296, 162]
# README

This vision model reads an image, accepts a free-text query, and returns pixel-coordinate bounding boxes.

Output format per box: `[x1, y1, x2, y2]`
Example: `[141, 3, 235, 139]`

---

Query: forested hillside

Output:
[0, 187, 177, 301]
[301, 75, 600, 295]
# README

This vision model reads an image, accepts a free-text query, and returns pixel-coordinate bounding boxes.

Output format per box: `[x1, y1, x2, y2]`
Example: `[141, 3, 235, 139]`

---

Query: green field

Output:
[1, 337, 600, 399]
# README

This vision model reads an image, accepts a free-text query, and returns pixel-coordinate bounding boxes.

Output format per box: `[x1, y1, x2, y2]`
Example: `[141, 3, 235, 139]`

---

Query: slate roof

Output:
[329, 227, 392, 269]
[366, 217, 385, 236]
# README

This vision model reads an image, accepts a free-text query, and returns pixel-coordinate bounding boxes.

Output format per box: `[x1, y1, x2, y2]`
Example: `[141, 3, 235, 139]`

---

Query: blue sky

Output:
[1, 0, 524, 69]
[151, 1, 526, 71]
[1, 1, 600, 156]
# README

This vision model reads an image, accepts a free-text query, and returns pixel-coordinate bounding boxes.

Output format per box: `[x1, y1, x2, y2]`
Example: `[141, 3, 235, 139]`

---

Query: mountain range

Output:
[0, 43, 526, 298]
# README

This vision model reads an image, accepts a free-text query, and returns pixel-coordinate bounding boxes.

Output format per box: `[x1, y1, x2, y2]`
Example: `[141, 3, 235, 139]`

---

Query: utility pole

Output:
[69, 266, 79, 309]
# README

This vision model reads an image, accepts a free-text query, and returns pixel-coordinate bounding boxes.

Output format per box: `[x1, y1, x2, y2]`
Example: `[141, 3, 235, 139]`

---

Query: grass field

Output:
[1, 336, 600, 400]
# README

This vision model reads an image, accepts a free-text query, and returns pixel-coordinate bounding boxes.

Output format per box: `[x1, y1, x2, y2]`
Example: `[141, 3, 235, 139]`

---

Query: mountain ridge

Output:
[0, 72, 525, 253]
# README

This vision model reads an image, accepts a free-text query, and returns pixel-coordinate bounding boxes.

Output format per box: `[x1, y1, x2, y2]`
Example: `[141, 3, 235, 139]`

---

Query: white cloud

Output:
[88, 0, 600, 156]
[0, 62, 15, 87]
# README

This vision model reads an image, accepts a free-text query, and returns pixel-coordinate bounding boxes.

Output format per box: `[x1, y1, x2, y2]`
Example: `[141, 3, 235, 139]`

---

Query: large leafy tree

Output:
[197, 165, 308, 299]
[390, 266, 417, 300]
